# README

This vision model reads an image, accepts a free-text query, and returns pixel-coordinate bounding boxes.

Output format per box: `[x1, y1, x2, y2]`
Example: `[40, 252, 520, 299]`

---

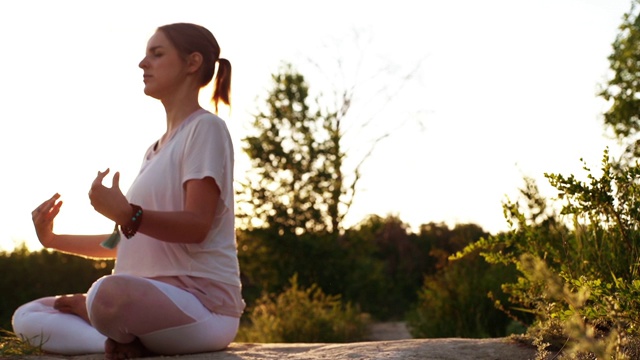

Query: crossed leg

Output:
[87, 274, 238, 358]
[86, 274, 198, 359]
[13, 275, 238, 358]
[11, 296, 106, 355]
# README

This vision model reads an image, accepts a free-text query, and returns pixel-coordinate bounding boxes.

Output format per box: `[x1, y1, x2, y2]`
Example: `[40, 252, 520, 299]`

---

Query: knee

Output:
[87, 276, 132, 324]
[11, 297, 56, 339]
[11, 302, 32, 335]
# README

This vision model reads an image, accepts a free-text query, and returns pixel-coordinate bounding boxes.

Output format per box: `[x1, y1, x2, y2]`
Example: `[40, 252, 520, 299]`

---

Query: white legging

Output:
[12, 274, 239, 355]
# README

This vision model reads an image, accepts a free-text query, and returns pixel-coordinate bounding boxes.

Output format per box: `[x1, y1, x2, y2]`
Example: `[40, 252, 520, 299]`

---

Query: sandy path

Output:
[366, 321, 413, 341]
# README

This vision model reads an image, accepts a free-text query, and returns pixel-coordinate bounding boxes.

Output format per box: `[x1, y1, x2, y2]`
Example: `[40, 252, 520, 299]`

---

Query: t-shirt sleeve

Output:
[181, 115, 234, 210]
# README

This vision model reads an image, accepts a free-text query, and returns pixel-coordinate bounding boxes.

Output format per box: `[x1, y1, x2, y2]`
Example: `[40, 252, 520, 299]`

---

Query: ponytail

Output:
[212, 58, 232, 113]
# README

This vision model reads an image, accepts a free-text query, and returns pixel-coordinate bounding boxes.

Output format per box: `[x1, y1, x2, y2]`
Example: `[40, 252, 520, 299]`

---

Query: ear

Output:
[186, 52, 203, 74]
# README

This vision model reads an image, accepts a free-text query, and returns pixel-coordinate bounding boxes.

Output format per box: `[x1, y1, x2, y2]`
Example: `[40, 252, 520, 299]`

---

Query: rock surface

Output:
[25, 338, 543, 360]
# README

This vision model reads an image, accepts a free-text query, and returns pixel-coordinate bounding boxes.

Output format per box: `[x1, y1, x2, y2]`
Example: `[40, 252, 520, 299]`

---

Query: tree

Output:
[237, 33, 424, 237]
[600, 0, 640, 154]
[238, 63, 345, 236]
[236, 41, 424, 307]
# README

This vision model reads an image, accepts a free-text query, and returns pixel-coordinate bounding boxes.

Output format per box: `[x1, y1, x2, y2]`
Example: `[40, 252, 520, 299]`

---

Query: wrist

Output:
[116, 204, 133, 225]
[43, 233, 58, 249]
[120, 204, 143, 239]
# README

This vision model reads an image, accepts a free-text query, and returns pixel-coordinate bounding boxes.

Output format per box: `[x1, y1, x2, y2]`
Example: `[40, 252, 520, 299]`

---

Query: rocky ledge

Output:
[25, 337, 544, 360]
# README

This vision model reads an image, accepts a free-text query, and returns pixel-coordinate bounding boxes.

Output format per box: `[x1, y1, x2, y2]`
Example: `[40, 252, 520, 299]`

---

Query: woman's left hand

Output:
[88, 169, 131, 224]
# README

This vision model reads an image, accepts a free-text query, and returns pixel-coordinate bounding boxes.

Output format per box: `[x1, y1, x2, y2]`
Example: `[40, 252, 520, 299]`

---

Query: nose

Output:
[139, 56, 148, 69]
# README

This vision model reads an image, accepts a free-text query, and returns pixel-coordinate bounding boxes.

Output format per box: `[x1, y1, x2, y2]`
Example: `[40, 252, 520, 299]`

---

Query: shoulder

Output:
[181, 110, 232, 146]
[190, 111, 229, 132]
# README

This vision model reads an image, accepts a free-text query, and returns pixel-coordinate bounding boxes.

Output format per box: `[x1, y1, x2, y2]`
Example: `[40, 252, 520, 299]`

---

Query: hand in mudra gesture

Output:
[31, 193, 63, 247]
[89, 169, 130, 225]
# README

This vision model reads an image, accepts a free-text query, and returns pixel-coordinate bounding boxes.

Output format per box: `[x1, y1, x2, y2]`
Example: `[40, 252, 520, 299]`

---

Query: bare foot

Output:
[54, 294, 90, 324]
[105, 338, 155, 360]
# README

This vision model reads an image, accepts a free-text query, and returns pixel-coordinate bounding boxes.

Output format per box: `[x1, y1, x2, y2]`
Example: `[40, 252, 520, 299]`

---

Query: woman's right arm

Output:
[46, 234, 117, 259]
[33, 193, 117, 259]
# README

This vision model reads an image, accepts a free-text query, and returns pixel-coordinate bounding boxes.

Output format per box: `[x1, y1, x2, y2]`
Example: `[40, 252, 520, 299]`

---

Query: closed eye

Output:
[147, 45, 165, 58]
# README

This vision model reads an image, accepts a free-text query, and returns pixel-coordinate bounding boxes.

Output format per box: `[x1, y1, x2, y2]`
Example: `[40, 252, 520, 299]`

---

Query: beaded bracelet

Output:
[121, 204, 143, 239]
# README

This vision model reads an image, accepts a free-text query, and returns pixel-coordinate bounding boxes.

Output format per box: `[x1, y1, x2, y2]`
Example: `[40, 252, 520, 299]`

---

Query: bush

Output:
[236, 275, 370, 343]
[458, 151, 640, 358]
[406, 246, 519, 338]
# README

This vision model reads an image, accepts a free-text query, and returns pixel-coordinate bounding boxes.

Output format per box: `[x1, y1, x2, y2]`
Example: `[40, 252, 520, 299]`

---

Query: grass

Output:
[0, 330, 44, 357]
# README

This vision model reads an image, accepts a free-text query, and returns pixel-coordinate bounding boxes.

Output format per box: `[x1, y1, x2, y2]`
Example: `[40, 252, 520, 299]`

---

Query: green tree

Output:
[236, 64, 352, 301]
[239, 63, 345, 236]
[600, 1, 640, 151]
[236, 53, 423, 322]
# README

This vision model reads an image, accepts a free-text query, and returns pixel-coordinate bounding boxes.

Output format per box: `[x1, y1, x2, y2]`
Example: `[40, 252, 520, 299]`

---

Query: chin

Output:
[143, 88, 161, 100]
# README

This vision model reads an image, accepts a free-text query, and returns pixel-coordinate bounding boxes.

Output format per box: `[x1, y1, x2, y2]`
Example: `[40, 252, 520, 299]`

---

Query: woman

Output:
[12, 23, 245, 359]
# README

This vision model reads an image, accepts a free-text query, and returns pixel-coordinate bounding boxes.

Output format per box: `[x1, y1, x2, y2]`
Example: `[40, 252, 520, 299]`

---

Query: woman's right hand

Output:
[32, 193, 63, 248]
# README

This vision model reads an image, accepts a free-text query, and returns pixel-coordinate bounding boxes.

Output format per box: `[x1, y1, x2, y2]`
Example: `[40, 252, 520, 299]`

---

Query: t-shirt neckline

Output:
[148, 108, 207, 158]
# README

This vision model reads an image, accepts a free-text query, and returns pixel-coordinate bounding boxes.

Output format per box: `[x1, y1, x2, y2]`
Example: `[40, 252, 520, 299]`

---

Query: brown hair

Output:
[158, 23, 231, 113]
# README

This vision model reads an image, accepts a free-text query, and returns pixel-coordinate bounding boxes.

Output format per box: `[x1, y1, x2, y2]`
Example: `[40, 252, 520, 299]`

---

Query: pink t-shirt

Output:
[113, 109, 245, 317]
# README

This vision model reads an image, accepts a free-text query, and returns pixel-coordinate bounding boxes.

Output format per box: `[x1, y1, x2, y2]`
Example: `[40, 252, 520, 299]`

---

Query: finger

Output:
[112, 171, 120, 189]
[33, 193, 61, 217]
[95, 168, 110, 181]
[91, 168, 110, 188]
[34, 193, 60, 213]
[46, 201, 63, 220]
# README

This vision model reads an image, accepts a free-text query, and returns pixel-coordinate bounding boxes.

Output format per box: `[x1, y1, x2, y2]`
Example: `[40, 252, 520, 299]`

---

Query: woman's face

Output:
[138, 30, 187, 100]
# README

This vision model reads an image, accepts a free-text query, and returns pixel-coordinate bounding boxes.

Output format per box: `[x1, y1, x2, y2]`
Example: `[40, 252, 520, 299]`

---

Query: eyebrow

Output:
[148, 45, 165, 52]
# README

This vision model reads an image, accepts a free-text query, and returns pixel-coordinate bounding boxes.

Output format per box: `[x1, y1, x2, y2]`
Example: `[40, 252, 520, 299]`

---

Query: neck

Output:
[161, 89, 202, 132]
[154, 86, 202, 149]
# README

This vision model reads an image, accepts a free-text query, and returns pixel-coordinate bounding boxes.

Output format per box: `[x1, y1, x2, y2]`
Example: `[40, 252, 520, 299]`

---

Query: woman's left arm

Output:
[89, 169, 219, 244]
[136, 176, 219, 243]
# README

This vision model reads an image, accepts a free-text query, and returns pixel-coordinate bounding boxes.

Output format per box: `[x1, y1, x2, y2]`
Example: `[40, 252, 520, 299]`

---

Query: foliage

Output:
[516, 255, 640, 360]
[238, 215, 497, 324]
[238, 215, 436, 321]
[237, 228, 351, 305]
[0, 245, 113, 332]
[407, 249, 520, 338]
[457, 151, 640, 358]
[339, 215, 430, 319]
[406, 224, 520, 338]
[236, 275, 370, 343]
[547, 150, 640, 280]
[600, 0, 640, 145]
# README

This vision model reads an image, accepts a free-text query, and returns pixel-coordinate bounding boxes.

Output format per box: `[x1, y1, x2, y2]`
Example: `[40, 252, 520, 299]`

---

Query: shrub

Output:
[406, 245, 519, 338]
[236, 275, 370, 343]
[458, 150, 640, 358]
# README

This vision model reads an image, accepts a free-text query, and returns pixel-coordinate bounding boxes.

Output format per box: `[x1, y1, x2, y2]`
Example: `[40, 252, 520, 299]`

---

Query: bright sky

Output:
[0, 0, 632, 252]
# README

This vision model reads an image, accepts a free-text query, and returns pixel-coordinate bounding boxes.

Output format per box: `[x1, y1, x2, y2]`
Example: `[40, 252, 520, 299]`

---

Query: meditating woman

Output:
[12, 22, 244, 359]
